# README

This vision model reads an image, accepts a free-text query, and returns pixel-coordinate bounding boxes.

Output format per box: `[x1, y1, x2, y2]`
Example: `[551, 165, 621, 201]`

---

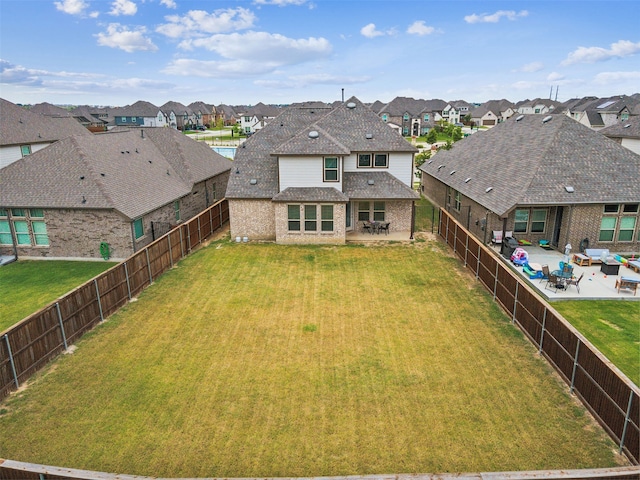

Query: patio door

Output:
[552, 207, 563, 247]
[345, 202, 352, 230]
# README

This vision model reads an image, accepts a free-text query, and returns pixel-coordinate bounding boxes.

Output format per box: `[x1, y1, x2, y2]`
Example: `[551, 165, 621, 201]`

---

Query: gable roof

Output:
[0, 127, 231, 219]
[420, 114, 640, 216]
[227, 97, 418, 200]
[600, 118, 640, 140]
[29, 102, 74, 118]
[1, 98, 92, 147]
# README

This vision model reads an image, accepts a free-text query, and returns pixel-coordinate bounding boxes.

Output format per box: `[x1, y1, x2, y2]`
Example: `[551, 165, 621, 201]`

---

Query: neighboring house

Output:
[600, 118, 640, 155]
[420, 114, 640, 253]
[470, 100, 515, 126]
[0, 98, 92, 169]
[29, 102, 75, 118]
[560, 96, 639, 131]
[111, 100, 169, 128]
[237, 102, 282, 134]
[188, 101, 216, 128]
[70, 105, 107, 132]
[0, 127, 231, 260]
[226, 97, 419, 244]
[515, 98, 560, 115]
[377, 97, 439, 137]
[161, 101, 195, 130]
[442, 100, 474, 125]
[216, 104, 238, 126]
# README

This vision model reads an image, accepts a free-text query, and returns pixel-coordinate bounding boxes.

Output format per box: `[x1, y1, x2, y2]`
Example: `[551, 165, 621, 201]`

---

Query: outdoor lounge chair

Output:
[491, 230, 512, 245]
[565, 273, 584, 293]
[539, 264, 550, 283]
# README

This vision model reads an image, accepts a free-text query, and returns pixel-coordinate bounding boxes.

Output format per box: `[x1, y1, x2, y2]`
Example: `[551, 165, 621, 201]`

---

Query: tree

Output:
[426, 128, 437, 145]
[414, 150, 431, 179]
[452, 126, 463, 142]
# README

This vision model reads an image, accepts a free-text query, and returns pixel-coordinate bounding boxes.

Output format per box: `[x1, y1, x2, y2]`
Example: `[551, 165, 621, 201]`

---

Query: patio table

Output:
[551, 269, 573, 289]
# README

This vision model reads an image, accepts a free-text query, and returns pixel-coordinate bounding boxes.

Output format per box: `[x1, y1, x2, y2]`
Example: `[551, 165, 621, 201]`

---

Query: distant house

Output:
[442, 100, 474, 125]
[600, 117, 640, 155]
[560, 96, 639, 131]
[111, 100, 169, 128]
[470, 100, 515, 127]
[226, 97, 419, 244]
[420, 114, 640, 253]
[0, 128, 231, 260]
[216, 104, 238, 126]
[237, 102, 282, 134]
[0, 98, 92, 169]
[376, 97, 446, 136]
[515, 98, 560, 115]
[160, 101, 195, 130]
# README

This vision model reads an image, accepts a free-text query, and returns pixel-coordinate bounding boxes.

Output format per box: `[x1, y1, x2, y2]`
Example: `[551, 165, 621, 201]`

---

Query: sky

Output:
[1, 0, 639, 107]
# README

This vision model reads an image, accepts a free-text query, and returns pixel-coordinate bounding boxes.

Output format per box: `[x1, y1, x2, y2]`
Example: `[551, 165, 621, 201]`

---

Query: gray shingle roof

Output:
[1, 98, 92, 146]
[272, 187, 349, 202]
[0, 127, 231, 219]
[420, 114, 640, 216]
[600, 118, 640, 140]
[226, 97, 418, 200]
[344, 171, 418, 200]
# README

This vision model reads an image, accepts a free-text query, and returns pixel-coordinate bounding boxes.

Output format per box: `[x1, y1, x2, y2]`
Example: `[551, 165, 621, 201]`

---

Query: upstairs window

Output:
[381, 114, 388, 123]
[374, 153, 388, 167]
[20, 145, 31, 157]
[324, 157, 339, 182]
[423, 114, 429, 121]
[358, 154, 371, 167]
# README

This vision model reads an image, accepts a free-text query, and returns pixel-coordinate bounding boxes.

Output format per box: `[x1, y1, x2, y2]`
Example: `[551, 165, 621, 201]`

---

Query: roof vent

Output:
[437, 165, 444, 170]
[81, 195, 86, 204]
[80, 176, 85, 180]
[464, 177, 471, 183]
[367, 179, 375, 185]
[542, 115, 553, 123]
[623, 123, 631, 128]
[308, 130, 319, 139]
[366, 133, 373, 139]
[485, 187, 493, 193]
[346, 102, 356, 109]
[516, 115, 524, 122]
[450, 170, 456, 175]
[427, 159, 433, 164]
[250, 179, 257, 185]
[565, 186, 574, 193]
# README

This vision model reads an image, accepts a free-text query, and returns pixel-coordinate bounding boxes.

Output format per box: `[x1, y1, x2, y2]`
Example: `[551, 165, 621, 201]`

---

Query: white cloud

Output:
[109, 0, 137, 16]
[360, 23, 395, 38]
[561, 40, 640, 65]
[594, 71, 640, 84]
[253, 0, 309, 5]
[96, 24, 158, 52]
[254, 73, 368, 90]
[407, 21, 435, 36]
[157, 8, 256, 39]
[464, 10, 528, 24]
[54, 0, 88, 15]
[520, 61, 543, 73]
[0, 59, 103, 86]
[160, 0, 177, 8]
[547, 72, 565, 82]
[162, 58, 274, 78]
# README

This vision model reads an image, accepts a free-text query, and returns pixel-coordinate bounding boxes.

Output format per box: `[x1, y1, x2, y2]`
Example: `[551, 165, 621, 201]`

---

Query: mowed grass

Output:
[0, 241, 623, 477]
[553, 301, 640, 386]
[0, 260, 117, 332]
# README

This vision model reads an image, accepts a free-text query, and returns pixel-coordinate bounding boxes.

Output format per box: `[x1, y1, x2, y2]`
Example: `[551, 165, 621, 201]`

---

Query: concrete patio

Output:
[495, 244, 640, 301]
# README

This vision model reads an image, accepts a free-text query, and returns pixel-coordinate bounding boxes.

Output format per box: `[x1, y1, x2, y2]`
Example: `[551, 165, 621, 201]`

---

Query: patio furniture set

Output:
[542, 263, 584, 293]
[362, 221, 390, 235]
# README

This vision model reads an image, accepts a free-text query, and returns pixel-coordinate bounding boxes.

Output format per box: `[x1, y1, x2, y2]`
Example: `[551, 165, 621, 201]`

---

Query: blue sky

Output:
[1, 0, 639, 107]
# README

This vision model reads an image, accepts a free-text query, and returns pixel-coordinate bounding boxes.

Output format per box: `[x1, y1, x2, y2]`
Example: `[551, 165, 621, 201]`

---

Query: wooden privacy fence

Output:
[438, 209, 640, 465]
[0, 199, 229, 401]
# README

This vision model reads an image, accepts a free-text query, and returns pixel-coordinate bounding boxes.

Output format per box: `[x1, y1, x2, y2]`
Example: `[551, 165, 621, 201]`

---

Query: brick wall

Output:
[228, 199, 276, 240]
[275, 202, 346, 245]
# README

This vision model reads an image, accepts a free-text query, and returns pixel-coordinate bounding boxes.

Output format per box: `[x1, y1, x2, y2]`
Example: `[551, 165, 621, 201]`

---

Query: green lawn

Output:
[553, 301, 640, 385]
[0, 241, 624, 477]
[0, 260, 116, 332]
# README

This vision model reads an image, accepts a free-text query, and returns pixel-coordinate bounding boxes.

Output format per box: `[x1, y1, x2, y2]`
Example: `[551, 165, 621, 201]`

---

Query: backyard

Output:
[0, 260, 116, 332]
[0, 239, 626, 478]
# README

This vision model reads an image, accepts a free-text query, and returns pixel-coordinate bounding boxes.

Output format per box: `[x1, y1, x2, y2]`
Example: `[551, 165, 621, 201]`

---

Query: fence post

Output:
[476, 244, 481, 279]
[55, 302, 68, 350]
[453, 223, 458, 255]
[179, 226, 185, 259]
[94, 279, 104, 322]
[619, 390, 634, 454]
[570, 339, 581, 394]
[464, 234, 469, 267]
[512, 283, 518, 323]
[493, 261, 499, 300]
[145, 248, 153, 285]
[539, 308, 547, 353]
[219, 202, 223, 230]
[4, 334, 19, 389]
[197, 216, 202, 245]
[124, 261, 132, 300]
[186, 224, 192, 253]
[209, 208, 213, 239]
[168, 235, 173, 268]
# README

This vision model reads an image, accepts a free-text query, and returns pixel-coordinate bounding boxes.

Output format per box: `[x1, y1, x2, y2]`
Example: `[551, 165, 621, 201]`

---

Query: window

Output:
[133, 218, 144, 239]
[374, 153, 388, 168]
[30, 209, 44, 218]
[12, 209, 25, 217]
[288, 205, 300, 231]
[603, 204, 619, 213]
[14, 221, 30, 245]
[454, 191, 461, 212]
[358, 201, 370, 221]
[321, 205, 334, 232]
[20, 145, 31, 157]
[424, 114, 429, 121]
[304, 205, 317, 231]
[244, 116, 251, 122]
[373, 201, 385, 221]
[403, 113, 409, 121]
[32, 221, 49, 246]
[514, 209, 529, 233]
[121, 117, 127, 123]
[0, 220, 10, 245]
[621, 113, 629, 121]
[446, 187, 452, 208]
[531, 209, 547, 233]
[381, 114, 388, 123]
[623, 203, 639, 213]
[174, 201, 180, 222]
[599, 217, 616, 242]
[358, 154, 372, 168]
[618, 217, 636, 242]
[402, 127, 409, 135]
[324, 157, 338, 182]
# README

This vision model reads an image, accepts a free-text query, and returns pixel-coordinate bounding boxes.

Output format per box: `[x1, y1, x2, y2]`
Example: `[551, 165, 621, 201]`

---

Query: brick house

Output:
[420, 114, 640, 254]
[0, 128, 231, 260]
[226, 97, 419, 244]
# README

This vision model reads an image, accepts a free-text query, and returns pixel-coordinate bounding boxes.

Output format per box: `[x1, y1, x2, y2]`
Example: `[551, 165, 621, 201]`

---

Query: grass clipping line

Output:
[0, 241, 623, 477]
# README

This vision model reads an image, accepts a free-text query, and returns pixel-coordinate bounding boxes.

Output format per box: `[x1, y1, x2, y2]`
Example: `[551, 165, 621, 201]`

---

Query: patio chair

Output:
[379, 222, 390, 235]
[539, 264, 550, 283]
[565, 273, 584, 293]
[362, 222, 371, 234]
[545, 273, 561, 292]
